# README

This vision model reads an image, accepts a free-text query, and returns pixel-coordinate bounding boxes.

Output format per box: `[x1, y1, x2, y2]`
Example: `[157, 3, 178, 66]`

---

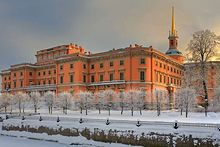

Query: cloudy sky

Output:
[0, 0, 220, 70]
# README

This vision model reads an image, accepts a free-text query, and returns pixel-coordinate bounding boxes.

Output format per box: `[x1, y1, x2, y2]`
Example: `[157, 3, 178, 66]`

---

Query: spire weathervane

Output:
[171, 6, 175, 36]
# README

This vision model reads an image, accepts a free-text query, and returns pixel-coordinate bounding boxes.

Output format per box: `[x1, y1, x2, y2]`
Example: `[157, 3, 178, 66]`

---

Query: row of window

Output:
[59, 58, 146, 71]
[59, 71, 146, 84]
[38, 70, 56, 76]
[155, 60, 182, 75]
[155, 72, 181, 86]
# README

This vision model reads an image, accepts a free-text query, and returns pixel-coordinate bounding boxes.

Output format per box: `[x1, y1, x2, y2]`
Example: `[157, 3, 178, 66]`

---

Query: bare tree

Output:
[103, 90, 115, 116]
[210, 86, 220, 112]
[44, 91, 56, 114]
[14, 92, 26, 114]
[176, 88, 196, 118]
[95, 91, 105, 114]
[76, 91, 94, 115]
[0, 93, 11, 113]
[126, 89, 140, 116]
[136, 90, 146, 115]
[58, 92, 73, 114]
[117, 91, 126, 115]
[187, 29, 220, 116]
[30, 91, 41, 113]
[154, 90, 162, 116]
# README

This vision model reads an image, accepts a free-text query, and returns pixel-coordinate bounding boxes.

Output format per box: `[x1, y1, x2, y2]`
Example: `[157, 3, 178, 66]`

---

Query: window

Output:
[38, 81, 40, 85]
[43, 71, 46, 76]
[91, 75, 95, 83]
[110, 61, 114, 67]
[48, 70, 51, 75]
[83, 75, 86, 83]
[140, 58, 145, 64]
[54, 70, 56, 74]
[60, 76, 63, 84]
[167, 66, 169, 71]
[70, 75, 74, 83]
[167, 77, 170, 84]
[164, 75, 166, 83]
[164, 64, 166, 69]
[60, 65, 63, 70]
[174, 79, 176, 85]
[171, 67, 173, 72]
[43, 80, 46, 85]
[100, 74, 104, 82]
[14, 81, 16, 88]
[100, 63, 103, 68]
[20, 81, 23, 87]
[38, 72, 41, 76]
[70, 63, 74, 69]
[9, 77, 10, 80]
[140, 71, 145, 82]
[120, 72, 124, 80]
[83, 64, 86, 69]
[120, 60, 124, 65]
[91, 64, 94, 69]
[174, 68, 176, 73]
[177, 70, 179, 74]
[171, 78, 173, 84]
[20, 72, 23, 76]
[159, 63, 162, 68]
[54, 79, 56, 84]
[48, 80, 51, 84]
[29, 72, 32, 76]
[14, 73, 16, 77]
[155, 60, 158, 66]
[4, 84, 6, 90]
[160, 74, 162, 83]
[109, 73, 114, 81]
[4, 77, 6, 81]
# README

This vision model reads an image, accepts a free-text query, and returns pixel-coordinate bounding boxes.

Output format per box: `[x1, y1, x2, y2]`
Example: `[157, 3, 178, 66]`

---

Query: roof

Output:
[165, 49, 182, 55]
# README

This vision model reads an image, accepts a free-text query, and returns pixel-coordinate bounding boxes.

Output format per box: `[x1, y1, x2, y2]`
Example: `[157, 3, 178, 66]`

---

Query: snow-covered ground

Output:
[1, 110, 220, 146]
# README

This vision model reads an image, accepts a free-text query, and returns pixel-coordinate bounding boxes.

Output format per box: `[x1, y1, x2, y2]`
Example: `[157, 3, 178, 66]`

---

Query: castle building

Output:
[1, 7, 184, 104]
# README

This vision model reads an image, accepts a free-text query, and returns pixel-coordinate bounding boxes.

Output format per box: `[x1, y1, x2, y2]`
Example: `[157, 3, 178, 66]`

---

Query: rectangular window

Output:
[60, 65, 63, 70]
[100, 74, 104, 82]
[38, 81, 40, 85]
[164, 75, 166, 83]
[155, 61, 158, 66]
[83, 75, 86, 83]
[171, 78, 173, 84]
[54, 79, 56, 84]
[110, 61, 114, 67]
[120, 60, 124, 65]
[20, 81, 23, 87]
[100, 63, 103, 68]
[20, 72, 23, 76]
[48, 70, 51, 75]
[140, 71, 145, 82]
[91, 64, 94, 69]
[43, 80, 46, 85]
[160, 74, 162, 83]
[14, 81, 16, 88]
[48, 80, 51, 84]
[167, 77, 170, 84]
[70, 63, 74, 69]
[43, 71, 46, 76]
[140, 58, 145, 64]
[164, 64, 166, 69]
[54, 70, 56, 74]
[160, 63, 162, 68]
[171, 67, 173, 72]
[38, 72, 41, 76]
[109, 73, 114, 81]
[70, 75, 74, 83]
[29, 72, 32, 76]
[120, 72, 124, 80]
[91, 75, 95, 83]
[60, 76, 63, 84]
[83, 64, 86, 69]
[14, 73, 16, 77]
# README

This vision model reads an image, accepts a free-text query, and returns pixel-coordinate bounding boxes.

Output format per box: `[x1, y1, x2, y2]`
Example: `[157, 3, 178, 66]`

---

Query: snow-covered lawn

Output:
[0, 135, 72, 147]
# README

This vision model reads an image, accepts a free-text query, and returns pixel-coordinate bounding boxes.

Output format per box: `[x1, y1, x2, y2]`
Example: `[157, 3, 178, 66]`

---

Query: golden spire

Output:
[171, 6, 175, 35]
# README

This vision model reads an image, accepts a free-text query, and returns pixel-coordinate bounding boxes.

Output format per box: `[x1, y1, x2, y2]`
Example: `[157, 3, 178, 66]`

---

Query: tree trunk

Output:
[181, 108, 183, 115]
[63, 107, 65, 114]
[19, 102, 21, 114]
[108, 107, 111, 116]
[186, 103, 188, 118]
[23, 107, 25, 114]
[51, 107, 53, 114]
[86, 107, 88, 115]
[4, 107, 7, 113]
[202, 63, 208, 117]
[34, 105, 37, 113]
[140, 107, 142, 115]
[121, 106, 123, 115]
[131, 107, 133, 116]
[49, 107, 50, 114]
[80, 107, 82, 114]
[99, 107, 101, 114]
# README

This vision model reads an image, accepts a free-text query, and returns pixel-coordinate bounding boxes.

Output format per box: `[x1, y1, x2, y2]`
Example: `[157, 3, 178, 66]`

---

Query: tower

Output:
[166, 7, 184, 63]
